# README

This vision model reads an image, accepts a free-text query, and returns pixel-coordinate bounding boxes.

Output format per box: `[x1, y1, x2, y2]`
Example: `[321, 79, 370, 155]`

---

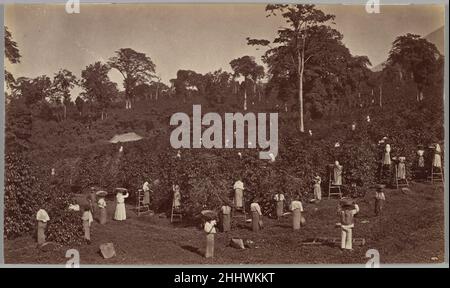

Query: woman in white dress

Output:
[114, 191, 129, 221]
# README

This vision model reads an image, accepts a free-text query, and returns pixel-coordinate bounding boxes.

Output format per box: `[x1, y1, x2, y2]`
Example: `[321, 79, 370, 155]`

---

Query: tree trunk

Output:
[156, 83, 159, 101]
[298, 53, 304, 133]
[243, 77, 248, 111]
[64, 104, 67, 120]
[379, 85, 382, 107]
[244, 89, 247, 111]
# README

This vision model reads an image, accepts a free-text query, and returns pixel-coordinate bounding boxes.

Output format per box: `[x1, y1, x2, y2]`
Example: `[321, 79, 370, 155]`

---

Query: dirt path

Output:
[4, 182, 445, 265]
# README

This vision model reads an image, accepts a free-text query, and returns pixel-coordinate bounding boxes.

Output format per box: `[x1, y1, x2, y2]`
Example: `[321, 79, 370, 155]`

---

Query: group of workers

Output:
[201, 177, 369, 258]
[36, 187, 131, 245]
[35, 134, 443, 258]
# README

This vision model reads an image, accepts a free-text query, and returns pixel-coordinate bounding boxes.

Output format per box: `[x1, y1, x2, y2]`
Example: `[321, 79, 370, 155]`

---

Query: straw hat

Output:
[201, 210, 218, 221]
[340, 198, 355, 209]
[376, 184, 385, 191]
[96, 190, 108, 197]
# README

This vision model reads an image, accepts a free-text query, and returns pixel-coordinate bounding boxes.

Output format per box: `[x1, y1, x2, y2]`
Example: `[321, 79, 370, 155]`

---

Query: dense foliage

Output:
[4, 153, 83, 244]
[4, 4, 444, 238]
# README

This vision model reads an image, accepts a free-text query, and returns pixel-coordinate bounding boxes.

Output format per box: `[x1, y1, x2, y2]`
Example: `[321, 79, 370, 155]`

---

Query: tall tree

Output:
[108, 48, 156, 109]
[229, 55, 264, 110]
[12, 75, 52, 107]
[5, 27, 21, 99]
[75, 96, 84, 116]
[52, 69, 78, 120]
[387, 33, 442, 102]
[247, 4, 337, 132]
[80, 62, 119, 120]
[5, 26, 21, 64]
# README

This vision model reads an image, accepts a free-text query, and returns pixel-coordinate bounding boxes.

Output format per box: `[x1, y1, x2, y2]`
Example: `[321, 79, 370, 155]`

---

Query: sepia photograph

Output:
[2, 1, 447, 267]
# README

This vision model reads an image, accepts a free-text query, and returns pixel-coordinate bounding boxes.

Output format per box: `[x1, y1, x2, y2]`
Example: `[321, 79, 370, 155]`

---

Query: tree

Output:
[80, 62, 119, 120]
[387, 33, 442, 102]
[12, 75, 53, 107]
[247, 4, 338, 132]
[5, 27, 21, 100]
[345, 55, 372, 107]
[229, 56, 264, 110]
[203, 69, 234, 104]
[52, 69, 78, 120]
[173, 70, 203, 103]
[5, 99, 32, 152]
[5, 26, 21, 64]
[75, 96, 84, 116]
[108, 48, 156, 109]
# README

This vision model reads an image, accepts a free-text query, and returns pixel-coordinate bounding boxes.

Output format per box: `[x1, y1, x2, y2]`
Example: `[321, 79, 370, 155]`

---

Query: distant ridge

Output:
[371, 26, 444, 72]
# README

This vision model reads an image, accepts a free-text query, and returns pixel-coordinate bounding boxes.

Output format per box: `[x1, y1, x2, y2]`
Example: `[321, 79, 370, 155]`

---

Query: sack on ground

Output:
[230, 238, 245, 249]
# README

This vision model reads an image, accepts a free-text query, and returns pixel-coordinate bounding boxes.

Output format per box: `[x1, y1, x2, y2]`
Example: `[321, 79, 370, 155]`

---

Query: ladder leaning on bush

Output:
[328, 165, 342, 199]
[429, 164, 444, 184]
[394, 161, 409, 189]
[135, 189, 150, 216]
[170, 198, 182, 223]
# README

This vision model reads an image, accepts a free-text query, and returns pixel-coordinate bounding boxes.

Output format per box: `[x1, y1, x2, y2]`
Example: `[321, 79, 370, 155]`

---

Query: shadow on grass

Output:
[181, 245, 203, 257]
[235, 223, 252, 231]
[275, 223, 292, 229]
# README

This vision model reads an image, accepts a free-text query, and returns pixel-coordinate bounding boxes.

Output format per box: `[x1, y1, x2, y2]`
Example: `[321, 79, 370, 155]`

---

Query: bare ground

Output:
[4, 182, 445, 266]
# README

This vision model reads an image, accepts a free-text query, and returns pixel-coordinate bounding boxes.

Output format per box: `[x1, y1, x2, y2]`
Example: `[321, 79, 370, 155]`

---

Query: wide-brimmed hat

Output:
[314, 175, 321, 180]
[200, 210, 218, 221]
[96, 190, 108, 197]
[115, 187, 128, 194]
[340, 198, 355, 208]
[376, 184, 385, 191]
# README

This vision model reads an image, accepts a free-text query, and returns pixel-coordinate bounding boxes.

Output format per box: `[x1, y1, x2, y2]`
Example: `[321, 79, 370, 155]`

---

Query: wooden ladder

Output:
[135, 189, 150, 216]
[395, 164, 409, 189]
[328, 170, 342, 199]
[170, 199, 182, 223]
[429, 165, 444, 184]
[232, 207, 247, 222]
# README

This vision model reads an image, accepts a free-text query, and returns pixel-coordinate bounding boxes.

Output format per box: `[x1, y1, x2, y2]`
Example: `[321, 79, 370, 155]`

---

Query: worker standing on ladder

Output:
[333, 161, 343, 186]
[397, 157, 407, 180]
[433, 143, 442, 171]
[142, 180, 151, 207]
[173, 184, 181, 209]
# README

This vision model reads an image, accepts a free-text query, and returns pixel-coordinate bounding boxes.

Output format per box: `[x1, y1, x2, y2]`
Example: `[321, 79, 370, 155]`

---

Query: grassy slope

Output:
[5, 182, 444, 265]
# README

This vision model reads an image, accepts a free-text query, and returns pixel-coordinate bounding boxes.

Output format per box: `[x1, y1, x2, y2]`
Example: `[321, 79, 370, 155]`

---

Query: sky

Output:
[4, 4, 445, 97]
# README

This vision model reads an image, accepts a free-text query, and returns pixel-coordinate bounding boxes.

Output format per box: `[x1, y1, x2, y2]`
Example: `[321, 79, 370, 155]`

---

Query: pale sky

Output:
[4, 4, 445, 97]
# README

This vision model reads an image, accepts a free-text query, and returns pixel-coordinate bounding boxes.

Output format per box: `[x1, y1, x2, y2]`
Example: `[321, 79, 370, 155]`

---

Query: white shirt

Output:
[143, 181, 150, 192]
[221, 206, 231, 215]
[250, 203, 262, 215]
[82, 210, 93, 225]
[116, 193, 129, 204]
[36, 209, 50, 222]
[98, 198, 107, 208]
[204, 221, 217, 234]
[234, 180, 244, 190]
[290, 201, 304, 212]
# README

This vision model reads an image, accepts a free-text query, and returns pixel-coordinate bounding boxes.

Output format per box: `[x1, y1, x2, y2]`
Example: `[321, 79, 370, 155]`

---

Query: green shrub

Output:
[4, 152, 83, 244]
